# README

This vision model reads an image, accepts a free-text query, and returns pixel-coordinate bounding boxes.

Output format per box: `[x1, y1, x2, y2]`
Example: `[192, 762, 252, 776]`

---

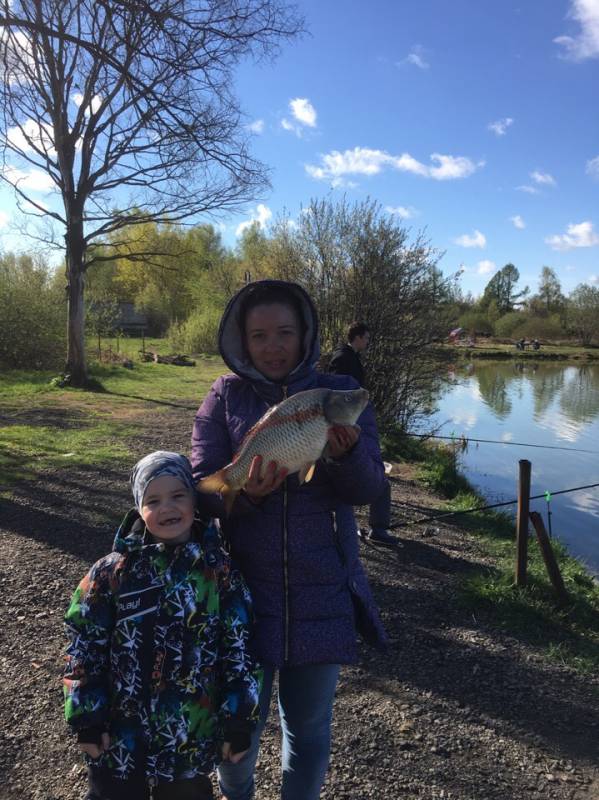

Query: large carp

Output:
[197, 387, 369, 513]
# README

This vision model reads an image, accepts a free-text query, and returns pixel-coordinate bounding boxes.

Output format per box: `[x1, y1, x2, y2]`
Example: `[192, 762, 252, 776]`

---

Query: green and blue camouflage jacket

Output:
[64, 510, 261, 784]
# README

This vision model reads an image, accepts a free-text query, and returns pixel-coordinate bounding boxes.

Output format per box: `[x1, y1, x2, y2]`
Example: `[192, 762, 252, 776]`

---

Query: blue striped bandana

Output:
[130, 451, 195, 511]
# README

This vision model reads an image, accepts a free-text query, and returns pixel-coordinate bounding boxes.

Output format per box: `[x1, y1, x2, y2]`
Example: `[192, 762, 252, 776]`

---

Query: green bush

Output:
[0, 253, 66, 369]
[167, 306, 221, 354]
[494, 312, 524, 338]
[458, 310, 494, 336]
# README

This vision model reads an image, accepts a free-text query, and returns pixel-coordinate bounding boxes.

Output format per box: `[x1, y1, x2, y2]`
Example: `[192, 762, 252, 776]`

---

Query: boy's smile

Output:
[141, 475, 195, 544]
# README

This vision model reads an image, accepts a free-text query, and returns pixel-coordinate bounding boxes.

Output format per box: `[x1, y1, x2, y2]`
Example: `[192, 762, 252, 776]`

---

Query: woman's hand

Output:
[243, 455, 288, 500]
[222, 741, 249, 764]
[78, 732, 110, 759]
[326, 425, 360, 460]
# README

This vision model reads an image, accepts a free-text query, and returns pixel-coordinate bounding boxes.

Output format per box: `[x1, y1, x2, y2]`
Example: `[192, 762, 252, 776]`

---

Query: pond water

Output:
[428, 361, 599, 576]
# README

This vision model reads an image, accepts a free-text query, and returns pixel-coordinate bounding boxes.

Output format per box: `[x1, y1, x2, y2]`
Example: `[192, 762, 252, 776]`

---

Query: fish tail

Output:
[197, 468, 229, 495]
[197, 468, 240, 517]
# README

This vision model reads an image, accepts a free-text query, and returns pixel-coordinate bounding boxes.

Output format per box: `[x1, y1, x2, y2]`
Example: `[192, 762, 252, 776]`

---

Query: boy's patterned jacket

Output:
[64, 510, 261, 784]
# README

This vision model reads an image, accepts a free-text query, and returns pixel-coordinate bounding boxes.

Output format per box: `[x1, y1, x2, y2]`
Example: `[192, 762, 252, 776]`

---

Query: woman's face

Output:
[244, 302, 303, 381]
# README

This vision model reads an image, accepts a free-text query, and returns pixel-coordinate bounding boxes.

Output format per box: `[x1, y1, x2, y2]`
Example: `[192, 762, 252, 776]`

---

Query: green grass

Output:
[382, 425, 599, 673]
[446, 491, 599, 673]
[0, 347, 226, 489]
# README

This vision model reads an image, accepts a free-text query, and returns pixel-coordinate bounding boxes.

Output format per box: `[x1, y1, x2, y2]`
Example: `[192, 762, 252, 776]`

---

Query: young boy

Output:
[64, 451, 260, 800]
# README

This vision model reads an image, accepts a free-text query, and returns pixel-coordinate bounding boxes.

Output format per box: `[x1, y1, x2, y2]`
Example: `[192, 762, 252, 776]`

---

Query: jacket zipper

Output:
[282, 384, 290, 662]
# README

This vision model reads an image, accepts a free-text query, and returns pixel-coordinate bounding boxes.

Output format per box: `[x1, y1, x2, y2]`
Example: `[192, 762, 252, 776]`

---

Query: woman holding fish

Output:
[191, 280, 388, 800]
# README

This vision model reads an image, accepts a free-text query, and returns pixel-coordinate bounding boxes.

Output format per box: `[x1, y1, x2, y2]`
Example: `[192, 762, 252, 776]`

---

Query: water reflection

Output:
[432, 361, 599, 575]
[464, 362, 599, 428]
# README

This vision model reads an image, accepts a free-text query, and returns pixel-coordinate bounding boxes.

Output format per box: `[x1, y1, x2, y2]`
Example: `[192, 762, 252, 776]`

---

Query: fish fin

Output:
[197, 468, 229, 495]
[298, 462, 316, 485]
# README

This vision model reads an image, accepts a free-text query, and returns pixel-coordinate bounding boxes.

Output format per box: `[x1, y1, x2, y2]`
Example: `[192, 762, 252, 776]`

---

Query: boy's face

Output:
[141, 475, 194, 544]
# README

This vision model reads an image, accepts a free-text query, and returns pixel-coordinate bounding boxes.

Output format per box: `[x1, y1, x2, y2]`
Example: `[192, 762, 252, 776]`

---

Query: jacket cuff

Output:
[223, 717, 253, 753]
[76, 726, 105, 745]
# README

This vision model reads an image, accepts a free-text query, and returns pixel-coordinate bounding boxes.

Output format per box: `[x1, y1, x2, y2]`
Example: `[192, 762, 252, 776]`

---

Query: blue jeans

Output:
[218, 663, 340, 800]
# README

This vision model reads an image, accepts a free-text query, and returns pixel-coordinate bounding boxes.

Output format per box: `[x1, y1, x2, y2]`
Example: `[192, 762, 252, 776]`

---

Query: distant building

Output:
[114, 302, 147, 335]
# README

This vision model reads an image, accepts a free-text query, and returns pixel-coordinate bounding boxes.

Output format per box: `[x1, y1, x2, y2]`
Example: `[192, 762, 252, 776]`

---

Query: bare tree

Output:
[270, 197, 450, 431]
[0, 0, 302, 384]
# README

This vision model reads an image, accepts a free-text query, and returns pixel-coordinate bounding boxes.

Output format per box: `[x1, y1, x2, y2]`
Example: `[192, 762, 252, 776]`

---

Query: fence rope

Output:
[407, 432, 599, 455]
[388, 481, 599, 531]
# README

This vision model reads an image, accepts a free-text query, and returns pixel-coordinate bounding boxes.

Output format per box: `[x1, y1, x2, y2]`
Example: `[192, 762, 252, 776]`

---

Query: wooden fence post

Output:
[529, 511, 568, 604]
[515, 459, 531, 587]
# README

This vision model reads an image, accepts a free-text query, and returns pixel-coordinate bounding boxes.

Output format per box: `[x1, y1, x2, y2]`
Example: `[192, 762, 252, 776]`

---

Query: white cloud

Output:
[282, 97, 317, 135]
[477, 260, 496, 275]
[236, 204, 272, 237]
[7, 119, 56, 157]
[554, 0, 599, 61]
[545, 220, 599, 250]
[590, 274, 599, 284]
[247, 119, 265, 134]
[0, 210, 9, 228]
[73, 92, 102, 116]
[454, 230, 487, 248]
[586, 155, 599, 179]
[397, 44, 430, 69]
[516, 185, 539, 194]
[488, 117, 514, 136]
[510, 215, 526, 229]
[385, 205, 416, 219]
[531, 170, 556, 186]
[290, 98, 316, 127]
[3, 165, 56, 192]
[306, 147, 482, 184]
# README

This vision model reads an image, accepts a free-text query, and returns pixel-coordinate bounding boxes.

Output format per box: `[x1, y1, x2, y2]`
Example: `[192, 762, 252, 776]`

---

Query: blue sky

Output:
[1, 0, 598, 298]
[231, 0, 599, 296]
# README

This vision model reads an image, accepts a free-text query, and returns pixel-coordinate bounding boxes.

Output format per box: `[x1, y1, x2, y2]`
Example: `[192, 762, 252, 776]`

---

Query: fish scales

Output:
[228, 397, 330, 485]
[197, 387, 369, 513]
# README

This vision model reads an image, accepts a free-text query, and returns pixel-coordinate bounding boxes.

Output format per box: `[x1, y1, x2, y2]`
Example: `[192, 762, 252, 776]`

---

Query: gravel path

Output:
[1, 402, 598, 800]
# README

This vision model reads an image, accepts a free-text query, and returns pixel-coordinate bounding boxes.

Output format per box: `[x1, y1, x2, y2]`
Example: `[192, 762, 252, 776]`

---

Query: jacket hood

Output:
[218, 280, 320, 389]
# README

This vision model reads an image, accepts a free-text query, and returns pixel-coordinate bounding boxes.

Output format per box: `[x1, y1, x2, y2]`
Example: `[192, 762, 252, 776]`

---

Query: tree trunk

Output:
[65, 222, 88, 385]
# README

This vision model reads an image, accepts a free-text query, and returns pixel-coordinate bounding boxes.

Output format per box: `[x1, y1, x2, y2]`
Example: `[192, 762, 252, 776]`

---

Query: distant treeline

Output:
[2, 197, 598, 430]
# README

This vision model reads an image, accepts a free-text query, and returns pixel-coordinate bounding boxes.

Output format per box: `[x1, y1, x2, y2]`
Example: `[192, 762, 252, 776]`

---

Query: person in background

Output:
[192, 280, 388, 800]
[329, 321, 398, 547]
[64, 451, 261, 800]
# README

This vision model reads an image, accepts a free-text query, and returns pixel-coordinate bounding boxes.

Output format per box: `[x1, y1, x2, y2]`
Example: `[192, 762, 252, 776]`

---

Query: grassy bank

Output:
[0, 352, 224, 490]
[433, 341, 599, 361]
[382, 430, 599, 673]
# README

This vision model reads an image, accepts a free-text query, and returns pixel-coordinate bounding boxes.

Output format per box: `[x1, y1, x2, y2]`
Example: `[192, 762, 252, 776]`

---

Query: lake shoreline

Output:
[432, 343, 599, 362]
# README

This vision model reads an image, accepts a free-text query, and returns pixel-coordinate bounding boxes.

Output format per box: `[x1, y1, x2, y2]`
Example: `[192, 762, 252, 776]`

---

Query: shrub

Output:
[167, 306, 221, 354]
[458, 310, 494, 336]
[494, 312, 525, 338]
[0, 253, 66, 369]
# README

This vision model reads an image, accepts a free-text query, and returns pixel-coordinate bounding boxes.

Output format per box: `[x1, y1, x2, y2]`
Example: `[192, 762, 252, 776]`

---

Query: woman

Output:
[191, 280, 388, 800]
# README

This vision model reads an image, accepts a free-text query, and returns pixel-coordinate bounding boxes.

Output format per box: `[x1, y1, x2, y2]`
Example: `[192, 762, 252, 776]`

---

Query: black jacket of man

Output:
[328, 343, 365, 387]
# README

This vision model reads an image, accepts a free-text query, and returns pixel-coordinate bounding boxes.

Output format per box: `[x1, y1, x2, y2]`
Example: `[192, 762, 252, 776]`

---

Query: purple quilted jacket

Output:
[191, 280, 389, 667]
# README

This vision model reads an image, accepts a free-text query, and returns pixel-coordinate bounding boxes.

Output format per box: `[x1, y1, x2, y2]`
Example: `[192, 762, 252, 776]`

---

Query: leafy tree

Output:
[0, 0, 302, 384]
[567, 284, 599, 345]
[529, 266, 565, 316]
[481, 263, 528, 313]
